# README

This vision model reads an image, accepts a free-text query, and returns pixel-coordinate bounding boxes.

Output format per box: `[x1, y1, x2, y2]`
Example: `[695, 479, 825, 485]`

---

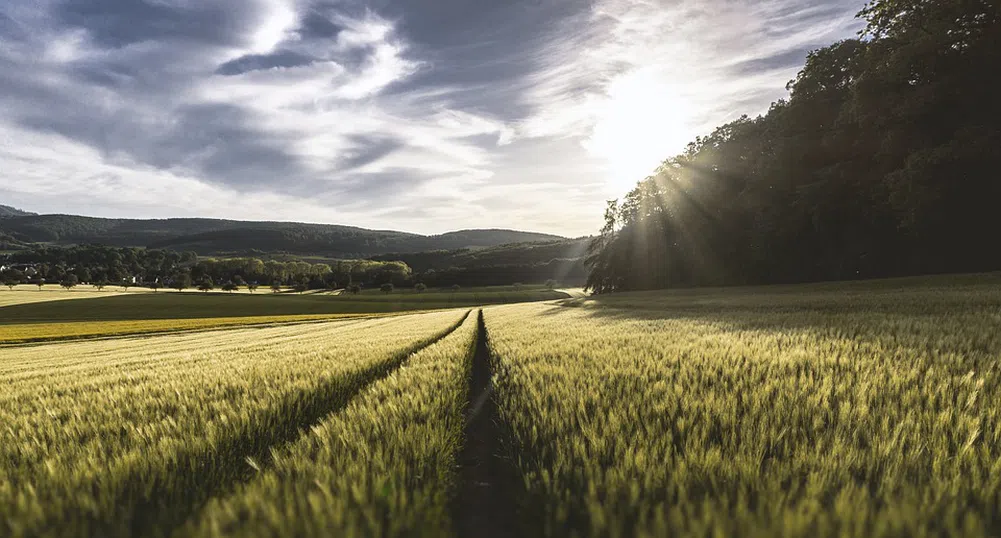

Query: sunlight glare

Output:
[584, 68, 695, 195]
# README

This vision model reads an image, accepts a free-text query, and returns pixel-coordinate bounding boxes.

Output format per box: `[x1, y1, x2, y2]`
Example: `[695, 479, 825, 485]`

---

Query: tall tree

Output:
[585, 0, 1001, 292]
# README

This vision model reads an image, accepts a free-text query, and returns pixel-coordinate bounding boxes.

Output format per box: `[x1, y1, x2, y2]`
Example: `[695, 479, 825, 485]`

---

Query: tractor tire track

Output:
[44, 310, 472, 538]
[453, 310, 519, 538]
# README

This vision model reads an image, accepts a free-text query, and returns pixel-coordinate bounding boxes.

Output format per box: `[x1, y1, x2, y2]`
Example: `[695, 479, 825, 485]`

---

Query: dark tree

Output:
[585, 0, 1001, 292]
[247, 282, 259, 293]
[2, 269, 24, 290]
[198, 279, 214, 293]
[221, 281, 238, 293]
[47, 265, 66, 282]
[106, 267, 124, 283]
[271, 282, 282, 293]
[60, 274, 79, 291]
[324, 274, 338, 292]
[173, 271, 192, 292]
[348, 284, 361, 295]
[414, 282, 427, 293]
[380, 283, 394, 294]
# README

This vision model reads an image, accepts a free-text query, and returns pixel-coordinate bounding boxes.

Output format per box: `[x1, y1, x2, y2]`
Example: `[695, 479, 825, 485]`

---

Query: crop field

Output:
[0, 287, 567, 322]
[0, 286, 567, 343]
[184, 310, 480, 537]
[0, 286, 128, 307]
[0, 314, 381, 344]
[0, 310, 470, 537]
[1, 275, 998, 537]
[484, 275, 1001, 537]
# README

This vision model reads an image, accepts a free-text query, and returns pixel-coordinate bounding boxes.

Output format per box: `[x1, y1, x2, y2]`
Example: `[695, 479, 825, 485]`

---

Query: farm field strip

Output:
[0, 317, 381, 379]
[0, 310, 458, 457]
[0, 313, 389, 344]
[565, 277, 1001, 316]
[0, 288, 129, 307]
[0, 309, 469, 538]
[0, 288, 571, 327]
[182, 310, 480, 537]
[0, 324, 397, 398]
[483, 299, 1001, 537]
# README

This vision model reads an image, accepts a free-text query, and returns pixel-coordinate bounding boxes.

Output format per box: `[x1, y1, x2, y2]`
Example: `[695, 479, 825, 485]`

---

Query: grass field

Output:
[1, 275, 998, 537]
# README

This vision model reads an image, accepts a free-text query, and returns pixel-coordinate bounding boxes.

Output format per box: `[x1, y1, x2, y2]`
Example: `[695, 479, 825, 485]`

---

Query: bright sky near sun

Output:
[0, 0, 863, 236]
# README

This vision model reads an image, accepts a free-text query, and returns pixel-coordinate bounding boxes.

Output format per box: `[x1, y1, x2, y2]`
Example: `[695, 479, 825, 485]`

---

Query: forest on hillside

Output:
[586, 0, 1000, 293]
[0, 244, 413, 290]
[0, 241, 587, 290]
[0, 214, 563, 257]
[371, 239, 589, 287]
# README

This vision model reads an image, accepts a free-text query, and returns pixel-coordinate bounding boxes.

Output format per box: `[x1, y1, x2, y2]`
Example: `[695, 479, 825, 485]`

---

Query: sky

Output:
[0, 0, 864, 236]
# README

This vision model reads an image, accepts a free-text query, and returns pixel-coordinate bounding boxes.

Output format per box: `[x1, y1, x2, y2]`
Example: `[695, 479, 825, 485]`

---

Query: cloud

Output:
[215, 50, 319, 76]
[507, 0, 864, 192]
[0, 0, 865, 236]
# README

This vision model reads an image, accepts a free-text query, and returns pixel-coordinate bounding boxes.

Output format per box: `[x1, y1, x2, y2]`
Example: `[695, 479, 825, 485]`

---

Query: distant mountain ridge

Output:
[0, 205, 36, 218]
[0, 211, 566, 257]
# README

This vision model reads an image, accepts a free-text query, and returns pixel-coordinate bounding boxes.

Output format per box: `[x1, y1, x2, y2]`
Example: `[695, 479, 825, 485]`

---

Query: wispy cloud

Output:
[0, 0, 864, 236]
[511, 0, 862, 192]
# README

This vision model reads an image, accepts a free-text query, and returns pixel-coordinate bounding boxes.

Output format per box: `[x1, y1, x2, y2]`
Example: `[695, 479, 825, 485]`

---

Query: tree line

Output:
[416, 259, 586, 288]
[586, 0, 1001, 293]
[1, 242, 583, 292]
[0, 245, 414, 291]
[372, 239, 590, 287]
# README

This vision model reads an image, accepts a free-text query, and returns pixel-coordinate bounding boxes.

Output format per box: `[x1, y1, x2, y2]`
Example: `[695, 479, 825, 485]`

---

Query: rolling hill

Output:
[371, 239, 590, 272]
[0, 212, 566, 257]
[0, 205, 36, 219]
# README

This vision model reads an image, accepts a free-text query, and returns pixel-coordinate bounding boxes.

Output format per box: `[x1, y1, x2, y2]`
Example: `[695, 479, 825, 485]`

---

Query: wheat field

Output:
[2, 276, 999, 537]
[484, 281, 1001, 537]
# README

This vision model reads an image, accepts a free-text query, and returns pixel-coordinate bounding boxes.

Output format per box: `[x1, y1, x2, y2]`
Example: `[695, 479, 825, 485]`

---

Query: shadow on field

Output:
[534, 284, 1001, 359]
[0, 289, 568, 324]
[539, 278, 1001, 326]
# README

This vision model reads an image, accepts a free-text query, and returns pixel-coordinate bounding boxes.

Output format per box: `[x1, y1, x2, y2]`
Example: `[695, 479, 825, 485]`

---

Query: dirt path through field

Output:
[453, 311, 519, 538]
